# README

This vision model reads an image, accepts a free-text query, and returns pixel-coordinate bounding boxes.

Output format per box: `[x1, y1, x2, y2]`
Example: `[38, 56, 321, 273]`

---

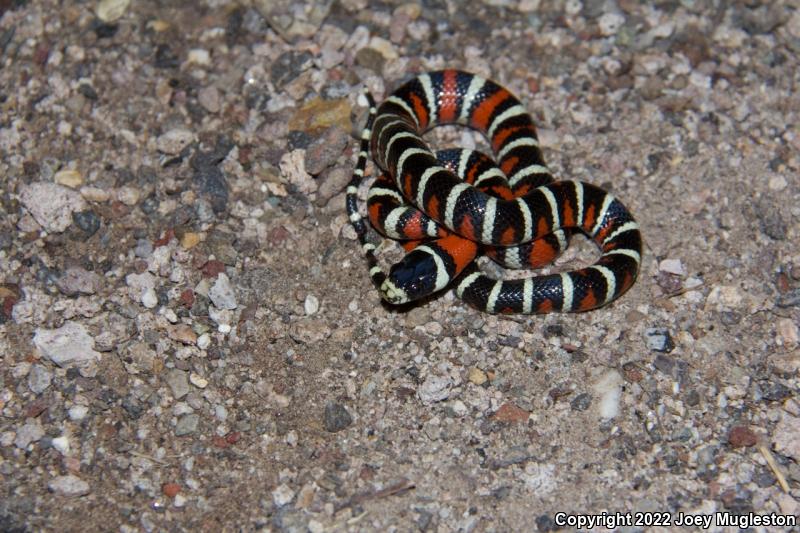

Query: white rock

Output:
[593, 370, 623, 419]
[706, 285, 743, 307]
[68, 405, 89, 421]
[518, 0, 540, 12]
[19, 182, 88, 233]
[141, 288, 158, 309]
[14, 419, 44, 449]
[187, 48, 210, 66]
[279, 149, 316, 195]
[197, 333, 211, 349]
[189, 373, 208, 389]
[272, 484, 295, 507]
[156, 129, 195, 155]
[96, 0, 130, 22]
[768, 175, 787, 191]
[48, 474, 90, 496]
[126, 272, 158, 308]
[51, 435, 70, 454]
[417, 375, 453, 404]
[304, 294, 319, 315]
[208, 273, 237, 310]
[33, 322, 101, 368]
[659, 258, 687, 276]
[598, 13, 625, 36]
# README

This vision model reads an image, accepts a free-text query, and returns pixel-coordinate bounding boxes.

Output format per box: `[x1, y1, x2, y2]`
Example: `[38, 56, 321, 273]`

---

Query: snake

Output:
[346, 69, 642, 314]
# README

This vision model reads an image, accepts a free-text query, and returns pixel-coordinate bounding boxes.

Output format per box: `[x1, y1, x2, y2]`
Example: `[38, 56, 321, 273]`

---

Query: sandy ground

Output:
[0, 0, 799, 531]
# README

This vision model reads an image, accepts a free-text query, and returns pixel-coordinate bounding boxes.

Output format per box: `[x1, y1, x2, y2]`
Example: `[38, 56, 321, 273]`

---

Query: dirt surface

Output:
[1, 0, 799, 531]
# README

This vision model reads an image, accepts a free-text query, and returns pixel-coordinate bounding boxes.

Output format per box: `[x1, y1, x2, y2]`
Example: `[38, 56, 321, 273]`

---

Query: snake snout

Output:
[384, 250, 439, 303]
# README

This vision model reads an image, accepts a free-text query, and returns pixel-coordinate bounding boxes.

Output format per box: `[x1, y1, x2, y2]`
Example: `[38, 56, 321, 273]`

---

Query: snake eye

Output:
[388, 250, 439, 300]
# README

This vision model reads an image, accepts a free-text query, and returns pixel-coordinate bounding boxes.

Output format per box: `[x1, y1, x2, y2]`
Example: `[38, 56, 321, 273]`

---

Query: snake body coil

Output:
[347, 70, 642, 314]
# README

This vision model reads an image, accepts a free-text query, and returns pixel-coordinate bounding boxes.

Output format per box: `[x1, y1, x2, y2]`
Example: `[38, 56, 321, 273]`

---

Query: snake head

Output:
[381, 249, 441, 304]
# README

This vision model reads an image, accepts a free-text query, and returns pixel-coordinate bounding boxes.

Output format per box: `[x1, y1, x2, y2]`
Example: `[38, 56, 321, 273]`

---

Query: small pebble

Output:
[776, 318, 798, 348]
[68, 405, 89, 421]
[53, 169, 83, 188]
[491, 402, 530, 423]
[48, 475, 91, 497]
[272, 484, 295, 507]
[598, 13, 625, 36]
[141, 289, 158, 309]
[323, 402, 353, 432]
[14, 420, 44, 449]
[27, 364, 52, 394]
[593, 370, 623, 419]
[166, 369, 190, 399]
[570, 392, 592, 412]
[728, 426, 758, 447]
[189, 373, 208, 389]
[644, 328, 675, 352]
[304, 126, 349, 175]
[20, 182, 88, 233]
[198, 86, 220, 113]
[51, 435, 70, 455]
[162, 483, 181, 498]
[187, 48, 210, 66]
[468, 367, 488, 385]
[96, 0, 130, 22]
[773, 414, 800, 461]
[304, 294, 319, 315]
[116, 186, 140, 206]
[417, 375, 452, 404]
[72, 210, 101, 236]
[157, 129, 195, 155]
[197, 333, 211, 349]
[33, 322, 102, 368]
[209, 273, 237, 310]
[56, 266, 101, 296]
[175, 413, 200, 436]
[658, 259, 687, 276]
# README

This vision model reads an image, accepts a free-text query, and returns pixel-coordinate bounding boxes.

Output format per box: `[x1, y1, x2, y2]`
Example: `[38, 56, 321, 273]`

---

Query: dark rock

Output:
[719, 310, 741, 325]
[760, 381, 791, 402]
[154, 44, 180, 69]
[684, 388, 700, 406]
[0, 230, 12, 250]
[570, 392, 592, 411]
[72, 210, 100, 236]
[93, 21, 118, 39]
[536, 514, 555, 532]
[756, 198, 787, 240]
[77, 83, 98, 100]
[323, 402, 352, 432]
[270, 51, 313, 87]
[753, 466, 776, 488]
[355, 47, 385, 73]
[287, 130, 311, 150]
[736, 5, 785, 35]
[122, 396, 144, 419]
[140, 195, 158, 215]
[190, 137, 232, 214]
[776, 287, 800, 308]
[168, 205, 194, 227]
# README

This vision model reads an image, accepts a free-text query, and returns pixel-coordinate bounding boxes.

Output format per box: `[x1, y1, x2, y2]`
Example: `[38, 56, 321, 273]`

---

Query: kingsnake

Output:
[346, 69, 642, 314]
